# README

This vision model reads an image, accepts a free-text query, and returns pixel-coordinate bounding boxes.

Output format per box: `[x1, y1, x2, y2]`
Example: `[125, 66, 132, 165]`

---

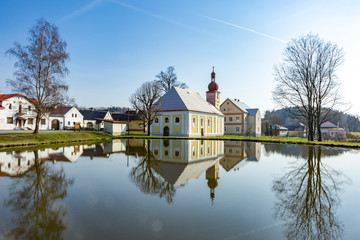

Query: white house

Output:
[80, 109, 113, 130]
[50, 106, 84, 130]
[103, 119, 127, 135]
[0, 93, 49, 130]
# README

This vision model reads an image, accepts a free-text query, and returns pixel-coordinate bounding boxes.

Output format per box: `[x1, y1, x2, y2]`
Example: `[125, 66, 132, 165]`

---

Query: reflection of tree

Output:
[273, 147, 351, 240]
[130, 141, 175, 204]
[5, 151, 74, 240]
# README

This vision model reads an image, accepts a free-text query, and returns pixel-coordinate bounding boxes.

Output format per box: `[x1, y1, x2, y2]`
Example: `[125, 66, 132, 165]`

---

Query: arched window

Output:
[9, 104, 12, 110]
[201, 118, 204, 127]
[208, 118, 211, 127]
[193, 117, 196, 127]
[175, 117, 180, 123]
[192, 147, 196, 157]
[164, 117, 169, 123]
[154, 117, 159, 123]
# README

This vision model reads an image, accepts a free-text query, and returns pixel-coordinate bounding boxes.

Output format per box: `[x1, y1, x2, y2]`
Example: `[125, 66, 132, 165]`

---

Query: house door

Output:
[163, 126, 170, 136]
[51, 119, 60, 130]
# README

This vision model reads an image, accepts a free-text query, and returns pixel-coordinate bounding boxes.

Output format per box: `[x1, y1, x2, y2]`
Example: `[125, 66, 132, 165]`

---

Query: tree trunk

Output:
[317, 119, 322, 142]
[33, 112, 41, 134]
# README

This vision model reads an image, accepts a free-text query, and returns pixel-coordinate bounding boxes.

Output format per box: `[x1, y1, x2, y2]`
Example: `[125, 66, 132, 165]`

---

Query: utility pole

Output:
[127, 107, 130, 135]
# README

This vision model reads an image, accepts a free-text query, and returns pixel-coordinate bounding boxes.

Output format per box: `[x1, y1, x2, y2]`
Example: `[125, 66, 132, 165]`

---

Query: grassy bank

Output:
[0, 131, 112, 148]
[114, 134, 360, 149]
[1, 131, 360, 149]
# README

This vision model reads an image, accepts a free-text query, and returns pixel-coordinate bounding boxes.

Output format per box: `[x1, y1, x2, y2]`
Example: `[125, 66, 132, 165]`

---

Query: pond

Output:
[0, 139, 359, 240]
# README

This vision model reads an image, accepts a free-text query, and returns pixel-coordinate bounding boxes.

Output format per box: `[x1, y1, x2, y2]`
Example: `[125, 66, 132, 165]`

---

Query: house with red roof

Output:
[0, 93, 50, 130]
[50, 106, 83, 130]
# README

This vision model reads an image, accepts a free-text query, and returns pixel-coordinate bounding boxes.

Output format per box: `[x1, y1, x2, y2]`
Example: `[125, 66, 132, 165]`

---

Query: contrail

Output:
[59, 0, 104, 22]
[110, 0, 208, 33]
[198, 14, 287, 43]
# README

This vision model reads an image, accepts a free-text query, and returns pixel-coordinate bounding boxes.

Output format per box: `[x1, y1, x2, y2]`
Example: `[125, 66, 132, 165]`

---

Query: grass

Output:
[0, 131, 112, 148]
[1, 131, 360, 149]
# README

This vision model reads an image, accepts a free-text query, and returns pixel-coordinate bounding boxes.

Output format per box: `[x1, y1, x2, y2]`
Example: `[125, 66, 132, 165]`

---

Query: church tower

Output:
[206, 67, 220, 110]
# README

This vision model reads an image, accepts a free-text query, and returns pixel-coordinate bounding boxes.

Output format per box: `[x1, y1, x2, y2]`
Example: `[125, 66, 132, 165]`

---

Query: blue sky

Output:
[1, 0, 359, 115]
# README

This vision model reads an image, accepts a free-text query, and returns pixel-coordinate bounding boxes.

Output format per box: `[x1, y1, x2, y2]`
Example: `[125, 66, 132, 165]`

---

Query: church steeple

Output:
[206, 67, 220, 110]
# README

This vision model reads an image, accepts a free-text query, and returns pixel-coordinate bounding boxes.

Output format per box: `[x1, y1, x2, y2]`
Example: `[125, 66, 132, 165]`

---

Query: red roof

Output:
[95, 118, 126, 123]
[0, 93, 24, 101]
[51, 106, 73, 116]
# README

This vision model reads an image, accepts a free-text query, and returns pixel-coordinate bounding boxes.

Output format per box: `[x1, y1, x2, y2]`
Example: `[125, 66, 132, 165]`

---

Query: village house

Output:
[320, 121, 347, 140]
[80, 109, 113, 130]
[0, 93, 49, 130]
[50, 106, 84, 130]
[151, 68, 224, 137]
[111, 110, 145, 132]
[102, 119, 127, 135]
[220, 98, 261, 136]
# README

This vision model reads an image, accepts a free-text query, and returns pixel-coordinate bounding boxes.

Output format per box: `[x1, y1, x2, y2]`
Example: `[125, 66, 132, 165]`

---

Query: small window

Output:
[192, 147, 196, 157]
[223, 108, 226, 111]
[75, 114, 77, 117]
[155, 117, 159, 123]
[175, 150, 180, 157]
[227, 102, 229, 105]
[72, 113, 74, 117]
[164, 117, 169, 123]
[164, 150, 169, 156]
[7, 117, 13, 124]
[225, 127, 227, 131]
[208, 119, 211, 127]
[236, 127, 240, 132]
[175, 117, 180, 123]
[41, 119, 46, 125]
[236, 117, 240, 122]
[201, 118, 204, 127]
[28, 106, 31, 111]
[19, 105, 22, 113]
[9, 104, 12, 110]
[193, 117, 196, 127]
[28, 118, 33, 125]
[154, 149, 159, 155]
[207, 145, 210, 154]
[68, 121, 70, 125]
[229, 117, 233, 122]
[224, 117, 226, 122]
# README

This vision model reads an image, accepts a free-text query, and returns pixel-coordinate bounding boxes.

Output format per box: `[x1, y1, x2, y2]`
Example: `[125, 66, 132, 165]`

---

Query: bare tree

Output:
[155, 66, 187, 94]
[273, 33, 344, 141]
[129, 81, 161, 135]
[6, 18, 70, 134]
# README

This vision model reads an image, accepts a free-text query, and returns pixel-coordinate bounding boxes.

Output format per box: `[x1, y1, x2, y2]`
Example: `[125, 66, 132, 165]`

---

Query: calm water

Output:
[0, 139, 359, 240]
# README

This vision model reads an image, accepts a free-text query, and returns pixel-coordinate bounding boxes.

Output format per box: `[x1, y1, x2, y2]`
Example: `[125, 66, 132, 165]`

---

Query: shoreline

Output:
[0, 131, 359, 150]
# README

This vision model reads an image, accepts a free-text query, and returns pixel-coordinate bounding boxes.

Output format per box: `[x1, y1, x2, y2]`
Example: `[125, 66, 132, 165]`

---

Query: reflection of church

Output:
[150, 139, 223, 202]
[221, 141, 261, 171]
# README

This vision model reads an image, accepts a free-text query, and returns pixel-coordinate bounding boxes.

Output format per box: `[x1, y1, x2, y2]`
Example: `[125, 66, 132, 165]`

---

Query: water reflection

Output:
[221, 141, 261, 171]
[4, 151, 74, 240]
[272, 146, 351, 240]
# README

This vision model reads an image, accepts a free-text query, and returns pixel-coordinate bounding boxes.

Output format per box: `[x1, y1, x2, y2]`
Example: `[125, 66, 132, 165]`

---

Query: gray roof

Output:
[246, 108, 259, 116]
[158, 87, 223, 115]
[80, 110, 109, 120]
[230, 99, 249, 113]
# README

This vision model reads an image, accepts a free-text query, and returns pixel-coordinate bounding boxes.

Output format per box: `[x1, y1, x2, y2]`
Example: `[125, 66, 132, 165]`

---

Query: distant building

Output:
[220, 98, 261, 136]
[151, 68, 224, 137]
[50, 106, 83, 130]
[103, 119, 127, 136]
[111, 110, 145, 132]
[320, 121, 346, 140]
[0, 93, 49, 130]
[80, 109, 112, 130]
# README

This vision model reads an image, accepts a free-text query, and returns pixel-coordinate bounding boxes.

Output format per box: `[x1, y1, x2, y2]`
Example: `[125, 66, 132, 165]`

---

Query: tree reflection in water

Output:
[5, 151, 74, 240]
[272, 147, 351, 240]
[130, 141, 176, 204]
